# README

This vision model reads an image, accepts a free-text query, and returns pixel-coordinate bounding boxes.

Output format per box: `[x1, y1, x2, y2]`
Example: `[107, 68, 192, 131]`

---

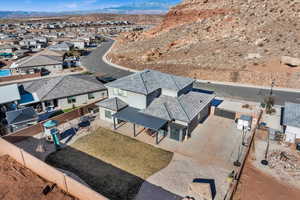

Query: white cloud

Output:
[65, 3, 79, 9]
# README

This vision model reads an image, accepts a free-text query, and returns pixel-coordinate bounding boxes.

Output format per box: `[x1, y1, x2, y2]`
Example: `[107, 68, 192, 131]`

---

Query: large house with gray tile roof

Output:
[98, 69, 215, 143]
[282, 102, 300, 143]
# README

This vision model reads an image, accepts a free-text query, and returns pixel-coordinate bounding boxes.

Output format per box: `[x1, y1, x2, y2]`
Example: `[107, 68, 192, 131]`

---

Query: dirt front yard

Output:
[46, 127, 173, 200]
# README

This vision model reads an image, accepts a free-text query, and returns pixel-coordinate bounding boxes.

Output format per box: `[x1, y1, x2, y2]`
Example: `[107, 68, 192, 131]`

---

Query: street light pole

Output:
[270, 79, 275, 96]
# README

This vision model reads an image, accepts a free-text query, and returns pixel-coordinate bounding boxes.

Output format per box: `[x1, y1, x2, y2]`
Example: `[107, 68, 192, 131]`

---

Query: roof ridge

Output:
[163, 102, 173, 121]
[40, 76, 65, 100]
[170, 75, 180, 90]
[139, 72, 149, 94]
[115, 97, 119, 110]
[176, 97, 190, 121]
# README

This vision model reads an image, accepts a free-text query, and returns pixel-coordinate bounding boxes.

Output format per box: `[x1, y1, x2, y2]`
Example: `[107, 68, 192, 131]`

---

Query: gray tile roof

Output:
[21, 74, 106, 101]
[96, 97, 128, 111]
[6, 107, 38, 125]
[283, 102, 300, 128]
[143, 91, 215, 123]
[13, 54, 62, 68]
[0, 84, 21, 104]
[105, 69, 194, 95]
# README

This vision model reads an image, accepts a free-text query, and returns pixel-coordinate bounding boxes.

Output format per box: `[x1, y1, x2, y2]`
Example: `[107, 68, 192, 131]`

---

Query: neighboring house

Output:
[48, 42, 73, 51]
[10, 54, 63, 74]
[6, 107, 38, 132]
[0, 84, 20, 112]
[0, 44, 15, 53]
[98, 69, 215, 143]
[282, 102, 300, 143]
[18, 74, 107, 111]
[71, 40, 85, 50]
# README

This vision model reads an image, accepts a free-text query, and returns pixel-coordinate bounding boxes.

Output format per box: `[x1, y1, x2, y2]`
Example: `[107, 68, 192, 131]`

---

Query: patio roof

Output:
[113, 107, 168, 131]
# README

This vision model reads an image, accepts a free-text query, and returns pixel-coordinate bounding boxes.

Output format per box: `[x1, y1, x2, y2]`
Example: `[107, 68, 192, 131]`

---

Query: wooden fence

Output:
[0, 72, 41, 82]
[0, 138, 108, 200]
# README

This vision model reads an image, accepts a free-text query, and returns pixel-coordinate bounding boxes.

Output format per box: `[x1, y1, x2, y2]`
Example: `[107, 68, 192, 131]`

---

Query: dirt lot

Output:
[234, 127, 300, 200]
[46, 127, 173, 200]
[0, 155, 77, 200]
[234, 159, 300, 200]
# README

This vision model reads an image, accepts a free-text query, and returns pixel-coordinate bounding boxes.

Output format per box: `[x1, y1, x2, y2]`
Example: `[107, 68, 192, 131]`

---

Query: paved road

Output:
[194, 82, 300, 105]
[82, 39, 300, 105]
[81, 39, 132, 79]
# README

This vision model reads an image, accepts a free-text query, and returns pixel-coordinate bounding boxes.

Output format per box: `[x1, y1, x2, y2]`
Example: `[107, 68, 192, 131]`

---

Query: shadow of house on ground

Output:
[46, 146, 182, 200]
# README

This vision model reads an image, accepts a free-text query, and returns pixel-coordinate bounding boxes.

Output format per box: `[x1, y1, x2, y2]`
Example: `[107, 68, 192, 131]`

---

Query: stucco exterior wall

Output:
[107, 87, 147, 109]
[285, 125, 300, 143]
[57, 91, 107, 109]
[99, 107, 116, 123]
[146, 89, 161, 107]
[16, 64, 63, 74]
[161, 88, 178, 97]
[178, 83, 193, 96]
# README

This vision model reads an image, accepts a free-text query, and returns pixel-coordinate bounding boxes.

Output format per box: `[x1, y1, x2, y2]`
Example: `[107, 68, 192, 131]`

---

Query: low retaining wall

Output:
[0, 72, 41, 82]
[3, 99, 104, 143]
[0, 138, 108, 200]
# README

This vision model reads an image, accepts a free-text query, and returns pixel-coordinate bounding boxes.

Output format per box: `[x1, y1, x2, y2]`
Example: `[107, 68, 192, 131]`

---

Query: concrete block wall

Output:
[0, 138, 109, 200]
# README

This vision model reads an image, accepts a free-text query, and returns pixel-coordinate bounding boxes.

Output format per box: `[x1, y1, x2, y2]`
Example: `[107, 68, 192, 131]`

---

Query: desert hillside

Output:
[108, 0, 300, 88]
[68, 13, 164, 25]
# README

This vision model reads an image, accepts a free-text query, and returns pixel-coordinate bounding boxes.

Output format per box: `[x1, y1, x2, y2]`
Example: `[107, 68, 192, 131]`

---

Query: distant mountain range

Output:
[0, 1, 181, 18]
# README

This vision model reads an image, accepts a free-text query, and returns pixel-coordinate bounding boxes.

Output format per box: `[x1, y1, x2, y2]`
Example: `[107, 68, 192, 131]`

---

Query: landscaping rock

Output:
[245, 53, 262, 60]
[281, 56, 300, 67]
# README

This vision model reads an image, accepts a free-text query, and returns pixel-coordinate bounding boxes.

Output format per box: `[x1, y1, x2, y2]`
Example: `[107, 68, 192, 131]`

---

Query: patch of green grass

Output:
[46, 128, 173, 200]
[62, 107, 77, 113]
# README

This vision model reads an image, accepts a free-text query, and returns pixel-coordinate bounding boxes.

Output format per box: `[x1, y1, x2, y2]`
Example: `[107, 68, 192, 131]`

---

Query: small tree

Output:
[264, 96, 275, 114]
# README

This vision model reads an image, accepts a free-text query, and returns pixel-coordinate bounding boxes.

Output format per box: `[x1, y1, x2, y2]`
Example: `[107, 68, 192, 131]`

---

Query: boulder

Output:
[281, 56, 300, 67]
[245, 53, 262, 60]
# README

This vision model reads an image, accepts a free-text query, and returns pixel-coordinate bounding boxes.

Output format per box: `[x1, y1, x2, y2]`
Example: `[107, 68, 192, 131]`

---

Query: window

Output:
[88, 93, 95, 100]
[67, 96, 76, 104]
[105, 110, 112, 119]
[112, 88, 127, 97]
[118, 89, 127, 97]
[113, 88, 118, 95]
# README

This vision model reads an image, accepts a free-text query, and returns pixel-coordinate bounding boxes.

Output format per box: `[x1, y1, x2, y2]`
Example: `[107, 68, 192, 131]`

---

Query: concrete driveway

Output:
[135, 153, 229, 200]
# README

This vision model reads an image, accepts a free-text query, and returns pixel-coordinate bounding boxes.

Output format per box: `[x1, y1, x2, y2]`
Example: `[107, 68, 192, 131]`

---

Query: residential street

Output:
[81, 39, 132, 79]
[83, 39, 300, 106]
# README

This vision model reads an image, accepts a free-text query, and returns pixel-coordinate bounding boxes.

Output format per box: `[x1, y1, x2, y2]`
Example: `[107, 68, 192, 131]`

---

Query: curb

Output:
[102, 38, 139, 73]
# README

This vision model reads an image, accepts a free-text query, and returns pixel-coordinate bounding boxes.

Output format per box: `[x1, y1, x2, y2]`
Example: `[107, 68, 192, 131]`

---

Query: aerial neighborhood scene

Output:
[0, 0, 300, 200]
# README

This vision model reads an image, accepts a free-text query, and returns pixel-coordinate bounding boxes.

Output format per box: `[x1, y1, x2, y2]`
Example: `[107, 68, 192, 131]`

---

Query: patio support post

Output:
[156, 131, 159, 144]
[113, 117, 116, 130]
[133, 123, 136, 137]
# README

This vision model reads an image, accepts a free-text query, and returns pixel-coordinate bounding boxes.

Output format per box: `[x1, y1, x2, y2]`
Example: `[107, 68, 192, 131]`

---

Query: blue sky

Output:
[0, 0, 181, 12]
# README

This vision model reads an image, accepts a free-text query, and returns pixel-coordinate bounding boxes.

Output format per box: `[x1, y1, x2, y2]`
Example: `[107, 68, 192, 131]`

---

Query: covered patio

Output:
[112, 107, 168, 144]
